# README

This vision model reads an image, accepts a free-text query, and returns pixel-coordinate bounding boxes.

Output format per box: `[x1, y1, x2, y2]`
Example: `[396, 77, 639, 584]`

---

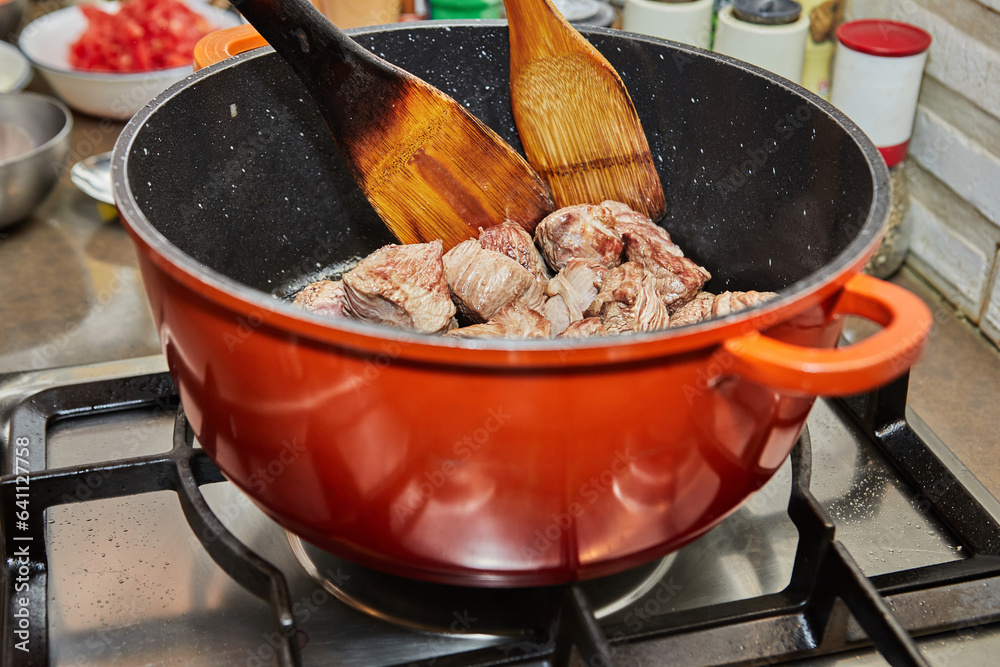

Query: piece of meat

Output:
[666, 291, 714, 328]
[602, 199, 685, 258]
[478, 220, 551, 287]
[442, 239, 537, 323]
[711, 290, 778, 316]
[669, 290, 779, 328]
[603, 198, 710, 310]
[620, 224, 711, 311]
[546, 258, 609, 322]
[340, 241, 455, 334]
[558, 317, 608, 338]
[542, 295, 571, 336]
[522, 278, 547, 312]
[446, 301, 552, 339]
[293, 280, 348, 318]
[587, 262, 671, 334]
[534, 203, 623, 271]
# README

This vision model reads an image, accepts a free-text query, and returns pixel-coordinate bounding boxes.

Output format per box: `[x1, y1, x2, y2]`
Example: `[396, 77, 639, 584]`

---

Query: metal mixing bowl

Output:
[0, 92, 72, 228]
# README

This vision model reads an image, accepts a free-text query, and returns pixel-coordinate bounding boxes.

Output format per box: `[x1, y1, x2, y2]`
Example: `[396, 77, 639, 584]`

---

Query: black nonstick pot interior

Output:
[118, 22, 887, 307]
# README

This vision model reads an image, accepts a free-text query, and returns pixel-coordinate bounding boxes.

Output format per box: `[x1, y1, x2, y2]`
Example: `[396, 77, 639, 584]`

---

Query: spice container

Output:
[798, 0, 845, 98]
[830, 19, 932, 278]
[712, 0, 810, 84]
[622, 0, 715, 50]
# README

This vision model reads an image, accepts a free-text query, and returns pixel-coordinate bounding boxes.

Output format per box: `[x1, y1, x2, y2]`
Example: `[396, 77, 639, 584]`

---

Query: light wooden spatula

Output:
[504, 0, 666, 221]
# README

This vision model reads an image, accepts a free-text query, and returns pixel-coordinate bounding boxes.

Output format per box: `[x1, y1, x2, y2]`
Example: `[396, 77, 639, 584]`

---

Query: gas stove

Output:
[3, 353, 1000, 666]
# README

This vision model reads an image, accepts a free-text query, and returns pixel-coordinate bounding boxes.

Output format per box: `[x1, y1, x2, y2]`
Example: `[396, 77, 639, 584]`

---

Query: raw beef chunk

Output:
[293, 280, 348, 318]
[620, 225, 711, 311]
[602, 199, 685, 258]
[341, 241, 455, 334]
[587, 262, 671, 334]
[443, 240, 538, 323]
[478, 220, 551, 287]
[669, 291, 778, 328]
[446, 301, 552, 339]
[534, 203, 623, 271]
[558, 317, 608, 338]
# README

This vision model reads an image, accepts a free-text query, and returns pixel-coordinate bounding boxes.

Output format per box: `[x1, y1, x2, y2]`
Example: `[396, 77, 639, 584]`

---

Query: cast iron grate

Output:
[2, 370, 1000, 666]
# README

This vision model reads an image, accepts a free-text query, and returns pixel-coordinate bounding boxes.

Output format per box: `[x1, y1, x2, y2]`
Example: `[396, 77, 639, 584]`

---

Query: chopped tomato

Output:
[69, 0, 217, 73]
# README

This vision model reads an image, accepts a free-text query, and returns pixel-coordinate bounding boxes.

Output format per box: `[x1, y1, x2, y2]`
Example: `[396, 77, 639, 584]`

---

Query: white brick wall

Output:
[909, 106, 1000, 226]
[847, 0, 1000, 347]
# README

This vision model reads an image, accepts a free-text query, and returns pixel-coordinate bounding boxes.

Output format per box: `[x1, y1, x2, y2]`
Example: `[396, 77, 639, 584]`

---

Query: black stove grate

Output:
[2, 370, 1000, 666]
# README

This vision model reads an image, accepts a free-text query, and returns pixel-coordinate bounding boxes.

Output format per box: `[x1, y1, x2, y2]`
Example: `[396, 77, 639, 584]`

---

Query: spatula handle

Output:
[228, 0, 372, 119]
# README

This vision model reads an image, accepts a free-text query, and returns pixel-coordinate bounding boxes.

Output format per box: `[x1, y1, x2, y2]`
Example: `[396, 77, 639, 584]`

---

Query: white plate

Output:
[0, 40, 31, 93]
[18, 1, 241, 120]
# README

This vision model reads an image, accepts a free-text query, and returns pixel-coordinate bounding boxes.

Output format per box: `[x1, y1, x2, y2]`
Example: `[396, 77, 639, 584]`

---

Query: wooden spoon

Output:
[504, 0, 666, 221]
[229, 0, 553, 249]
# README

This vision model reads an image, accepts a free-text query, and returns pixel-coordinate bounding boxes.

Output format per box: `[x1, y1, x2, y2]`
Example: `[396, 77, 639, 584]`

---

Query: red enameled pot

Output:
[112, 21, 932, 587]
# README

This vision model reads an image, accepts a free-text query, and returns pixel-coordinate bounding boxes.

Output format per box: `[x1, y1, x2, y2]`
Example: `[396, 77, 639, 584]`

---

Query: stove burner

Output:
[288, 532, 676, 636]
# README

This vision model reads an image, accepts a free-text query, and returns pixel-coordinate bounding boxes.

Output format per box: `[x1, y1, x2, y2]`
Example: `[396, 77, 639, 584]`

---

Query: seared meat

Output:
[666, 291, 714, 328]
[446, 301, 552, 339]
[620, 225, 710, 311]
[443, 240, 537, 322]
[541, 260, 608, 335]
[600, 198, 710, 310]
[478, 220, 551, 287]
[669, 290, 779, 328]
[291, 199, 774, 340]
[522, 278, 547, 312]
[558, 317, 607, 338]
[542, 295, 572, 336]
[602, 199, 684, 258]
[534, 204, 623, 271]
[293, 280, 348, 318]
[546, 258, 609, 322]
[341, 241, 455, 334]
[587, 262, 670, 334]
[712, 290, 778, 316]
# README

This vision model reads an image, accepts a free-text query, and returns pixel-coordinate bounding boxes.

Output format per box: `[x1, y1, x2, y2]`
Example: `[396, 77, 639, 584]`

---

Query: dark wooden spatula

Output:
[230, 0, 553, 250]
[504, 0, 666, 221]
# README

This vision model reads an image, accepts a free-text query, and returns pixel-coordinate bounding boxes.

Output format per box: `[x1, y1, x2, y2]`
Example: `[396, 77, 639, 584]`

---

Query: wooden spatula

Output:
[230, 0, 553, 249]
[504, 0, 666, 221]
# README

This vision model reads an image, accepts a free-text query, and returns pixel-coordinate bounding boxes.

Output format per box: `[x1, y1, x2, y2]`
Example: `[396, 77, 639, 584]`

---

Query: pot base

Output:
[288, 533, 677, 636]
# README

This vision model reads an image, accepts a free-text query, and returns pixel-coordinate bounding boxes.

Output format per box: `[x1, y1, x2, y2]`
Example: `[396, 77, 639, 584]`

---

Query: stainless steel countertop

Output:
[3, 101, 1000, 666]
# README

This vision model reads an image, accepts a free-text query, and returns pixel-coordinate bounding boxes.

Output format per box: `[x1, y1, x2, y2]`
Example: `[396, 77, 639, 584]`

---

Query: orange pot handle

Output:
[723, 273, 933, 396]
[195, 25, 269, 71]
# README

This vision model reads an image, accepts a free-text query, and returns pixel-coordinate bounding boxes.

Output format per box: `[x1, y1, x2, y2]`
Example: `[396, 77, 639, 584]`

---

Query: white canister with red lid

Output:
[830, 19, 932, 166]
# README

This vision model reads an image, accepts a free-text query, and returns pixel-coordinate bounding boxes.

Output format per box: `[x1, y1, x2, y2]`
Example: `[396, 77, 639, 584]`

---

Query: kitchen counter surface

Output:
[3, 102, 1000, 666]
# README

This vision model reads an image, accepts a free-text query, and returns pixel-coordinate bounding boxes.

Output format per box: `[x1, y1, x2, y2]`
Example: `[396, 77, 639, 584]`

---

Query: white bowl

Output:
[18, 1, 241, 120]
[0, 40, 31, 93]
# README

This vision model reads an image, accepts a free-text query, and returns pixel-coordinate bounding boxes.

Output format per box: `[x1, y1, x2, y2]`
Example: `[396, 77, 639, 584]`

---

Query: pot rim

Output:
[112, 21, 890, 368]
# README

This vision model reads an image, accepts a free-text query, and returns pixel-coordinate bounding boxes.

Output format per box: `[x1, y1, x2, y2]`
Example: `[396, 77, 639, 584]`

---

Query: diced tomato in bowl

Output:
[70, 0, 217, 73]
[18, 0, 242, 119]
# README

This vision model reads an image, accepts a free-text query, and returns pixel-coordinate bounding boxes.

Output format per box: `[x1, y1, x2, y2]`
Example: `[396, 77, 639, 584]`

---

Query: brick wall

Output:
[845, 0, 1000, 345]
